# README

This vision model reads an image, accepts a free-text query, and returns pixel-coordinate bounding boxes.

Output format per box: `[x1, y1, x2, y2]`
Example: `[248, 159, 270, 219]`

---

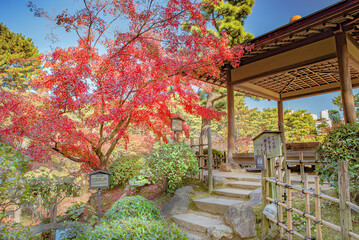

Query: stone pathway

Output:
[171, 172, 261, 240]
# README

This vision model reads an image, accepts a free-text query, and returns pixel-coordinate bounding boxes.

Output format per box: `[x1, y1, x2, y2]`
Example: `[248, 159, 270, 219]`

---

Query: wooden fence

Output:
[189, 137, 227, 181]
[261, 156, 359, 240]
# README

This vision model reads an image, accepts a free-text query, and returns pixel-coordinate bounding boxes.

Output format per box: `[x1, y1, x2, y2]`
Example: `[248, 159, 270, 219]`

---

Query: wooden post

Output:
[299, 152, 304, 187]
[261, 154, 269, 239]
[160, 136, 164, 146]
[226, 64, 235, 163]
[199, 137, 204, 181]
[335, 31, 357, 123]
[278, 100, 284, 125]
[278, 122, 287, 177]
[304, 173, 312, 239]
[315, 176, 323, 240]
[268, 157, 275, 199]
[208, 124, 213, 193]
[286, 169, 293, 240]
[49, 203, 57, 240]
[338, 161, 352, 240]
[277, 157, 284, 240]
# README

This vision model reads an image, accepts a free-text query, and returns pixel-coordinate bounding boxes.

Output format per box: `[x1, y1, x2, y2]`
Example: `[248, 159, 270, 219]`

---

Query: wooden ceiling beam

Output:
[281, 77, 359, 101]
[230, 37, 337, 86]
[234, 82, 280, 101]
[348, 34, 359, 72]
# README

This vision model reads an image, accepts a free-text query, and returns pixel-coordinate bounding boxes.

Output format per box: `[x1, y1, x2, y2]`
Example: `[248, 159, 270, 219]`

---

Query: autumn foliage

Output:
[0, 0, 248, 170]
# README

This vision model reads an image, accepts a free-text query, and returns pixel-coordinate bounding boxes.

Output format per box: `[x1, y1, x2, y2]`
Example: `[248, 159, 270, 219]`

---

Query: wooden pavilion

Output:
[198, 0, 359, 162]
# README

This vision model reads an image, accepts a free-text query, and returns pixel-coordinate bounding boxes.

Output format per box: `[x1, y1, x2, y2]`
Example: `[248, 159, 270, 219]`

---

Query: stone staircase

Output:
[171, 176, 261, 240]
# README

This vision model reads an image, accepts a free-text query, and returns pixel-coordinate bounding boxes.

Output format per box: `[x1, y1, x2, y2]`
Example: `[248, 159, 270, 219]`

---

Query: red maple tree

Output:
[0, 0, 247, 170]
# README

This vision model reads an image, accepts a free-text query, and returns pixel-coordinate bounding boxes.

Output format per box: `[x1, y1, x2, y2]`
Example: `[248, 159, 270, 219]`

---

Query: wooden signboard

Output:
[253, 130, 282, 158]
[88, 170, 112, 189]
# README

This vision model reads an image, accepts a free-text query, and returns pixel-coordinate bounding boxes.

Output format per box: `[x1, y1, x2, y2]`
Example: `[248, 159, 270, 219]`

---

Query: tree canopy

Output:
[201, 0, 255, 46]
[0, 0, 245, 170]
[0, 23, 41, 90]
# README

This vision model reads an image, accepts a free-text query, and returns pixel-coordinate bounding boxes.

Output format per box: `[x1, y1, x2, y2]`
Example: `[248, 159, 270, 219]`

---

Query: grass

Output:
[254, 188, 359, 240]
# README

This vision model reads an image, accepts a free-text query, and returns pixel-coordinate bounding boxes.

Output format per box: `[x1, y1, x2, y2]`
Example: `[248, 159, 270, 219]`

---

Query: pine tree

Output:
[197, 0, 255, 144]
[0, 23, 41, 90]
[202, 0, 255, 46]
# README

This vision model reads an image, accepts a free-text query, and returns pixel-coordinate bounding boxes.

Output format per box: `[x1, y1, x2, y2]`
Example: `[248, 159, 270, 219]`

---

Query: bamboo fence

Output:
[262, 156, 359, 240]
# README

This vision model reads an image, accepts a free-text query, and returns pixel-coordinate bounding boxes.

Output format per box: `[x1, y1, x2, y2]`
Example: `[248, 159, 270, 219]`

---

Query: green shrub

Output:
[0, 222, 41, 240]
[316, 123, 359, 200]
[83, 218, 188, 240]
[59, 221, 90, 240]
[25, 167, 80, 220]
[147, 142, 199, 193]
[108, 155, 143, 187]
[0, 141, 33, 221]
[203, 148, 224, 157]
[64, 202, 87, 221]
[125, 168, 152, 191]
[101, 196, 161, 222]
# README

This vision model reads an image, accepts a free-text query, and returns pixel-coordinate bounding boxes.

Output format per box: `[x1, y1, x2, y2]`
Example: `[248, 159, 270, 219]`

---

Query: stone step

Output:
[186, 232, 207, 240]
[178, 226, 210, 240]
[193, 196, 245, 215]
[171, 213, 224, 234]
[228, 181, 261, 190]
[213, 188, 252, 198]
[239, 176, 261, 183]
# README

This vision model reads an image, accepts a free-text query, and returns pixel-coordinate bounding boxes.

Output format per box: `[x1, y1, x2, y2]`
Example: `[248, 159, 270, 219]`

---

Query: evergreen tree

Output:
[332, 93, 359, 117]
[201, 0, 255, 46]
[197, 0, 255, 143]
[0, 23, 41, 90]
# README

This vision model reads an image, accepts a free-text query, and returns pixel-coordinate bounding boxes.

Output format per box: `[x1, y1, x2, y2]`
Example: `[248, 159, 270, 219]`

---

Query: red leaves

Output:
[8, 0, 246, 169]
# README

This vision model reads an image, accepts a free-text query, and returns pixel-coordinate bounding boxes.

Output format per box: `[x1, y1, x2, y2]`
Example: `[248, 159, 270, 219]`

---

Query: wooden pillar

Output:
[277, 100, 284, 127]
[338, 161, 352, 240]
[335, 31, 357, 123]
[227, 64, 235, 163]
[335, 31, 354, 240]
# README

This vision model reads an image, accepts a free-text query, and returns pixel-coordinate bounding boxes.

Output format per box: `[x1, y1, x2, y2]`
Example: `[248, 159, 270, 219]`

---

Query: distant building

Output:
[315, 109, 332, 132]
[311, 113, 318, 120]
[320, 110, 330, 120]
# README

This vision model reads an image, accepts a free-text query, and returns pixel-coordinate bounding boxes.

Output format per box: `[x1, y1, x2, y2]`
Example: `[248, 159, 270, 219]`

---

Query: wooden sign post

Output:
[88, 170, 112, 224]
[170, 116, 184, 142]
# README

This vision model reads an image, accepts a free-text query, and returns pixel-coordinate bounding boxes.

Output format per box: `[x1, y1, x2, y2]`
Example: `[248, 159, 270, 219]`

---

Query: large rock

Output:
[219, 163, 246, 173]
[207, 224, 233, 240]
[160, 186, 193, 217]
[174, 186, 193, 198]
[224, 203, 256, 239]
[248, 188, 262, 207]
[204, 176, 227, 185]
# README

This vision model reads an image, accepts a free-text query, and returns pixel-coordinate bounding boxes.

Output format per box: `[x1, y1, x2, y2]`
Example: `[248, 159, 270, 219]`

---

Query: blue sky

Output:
[0, 0, 356, 116]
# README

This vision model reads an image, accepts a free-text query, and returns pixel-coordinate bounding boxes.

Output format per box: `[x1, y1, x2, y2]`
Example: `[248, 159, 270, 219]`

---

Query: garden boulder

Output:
[219, 163, 246, 173]
[248, 188, 262, 207]
[160, 186, 193, 217]
[224, 203, 256, 238]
